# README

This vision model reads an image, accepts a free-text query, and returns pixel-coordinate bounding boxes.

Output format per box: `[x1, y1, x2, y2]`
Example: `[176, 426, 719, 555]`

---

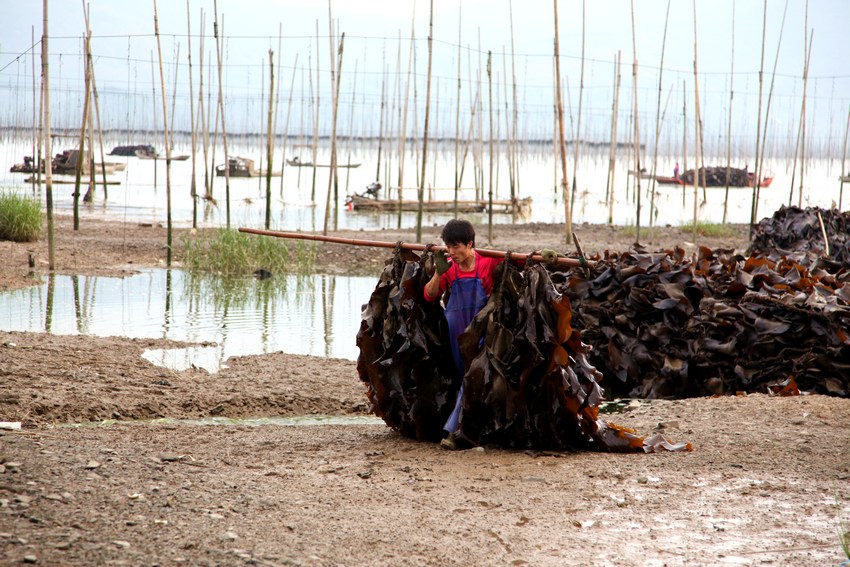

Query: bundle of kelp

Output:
[356, 249, 691, 452]
[747, 205, 850, 266]
[679, 166, 750, 186]
[552, 244, 850, 400]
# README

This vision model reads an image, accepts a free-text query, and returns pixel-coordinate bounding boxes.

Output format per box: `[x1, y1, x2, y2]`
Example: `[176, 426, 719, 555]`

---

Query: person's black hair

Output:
[441, 219, 475, 247]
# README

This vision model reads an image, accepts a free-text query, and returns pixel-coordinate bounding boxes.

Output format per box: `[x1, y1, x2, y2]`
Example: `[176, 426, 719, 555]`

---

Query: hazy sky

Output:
[1, 0, 848, 157]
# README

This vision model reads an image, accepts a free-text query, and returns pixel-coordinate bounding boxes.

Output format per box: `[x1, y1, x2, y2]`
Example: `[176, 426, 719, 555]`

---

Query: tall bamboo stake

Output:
[397, 20, 415, 228]
[186, 0, 198, 228]
[723, 0, 736, 224]
[508, 0, 519, 202]
[416, 0, 435, 242]
[486, 51, 493, 242]
[212, 2, 231, 228]
[41, 0, 55, 269]
[606, 51, 622, 225]
[31, 26, 37, 188]
[72, 30, 92, 231]
[681, 79, 687, 208]
[310, 20, 320, 204]
[839, 105, 850, 209]
[454, 8, 463, 218]
[571, 0, 586, 220]
[649, 0, 671, 226]
[265, 49, 275, 229]
[86, 46, 109, 202]
[691, 0, 705, 242]
[153, 0, 174, 265]
[278, 54, 299, 197]
[322, 29, 344, 235]
[375, 59, 387, 186]
[796, 25, 812, 208]
[629, 0, 642, 242]
[552, 0, 571, 244]
[750, 0, 789, 210]
[748, 0, 768, 239]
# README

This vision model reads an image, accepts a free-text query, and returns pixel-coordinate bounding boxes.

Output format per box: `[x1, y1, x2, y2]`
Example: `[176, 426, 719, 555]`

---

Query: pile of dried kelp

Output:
[356, 249, 690, 452]
[552, 244, 850, 400]
[748, 205, 850, 266]
[679, 166, 751, 186]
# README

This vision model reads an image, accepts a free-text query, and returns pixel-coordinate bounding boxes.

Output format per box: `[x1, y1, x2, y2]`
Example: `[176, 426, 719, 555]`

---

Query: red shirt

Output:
[424, 251, 504, 302]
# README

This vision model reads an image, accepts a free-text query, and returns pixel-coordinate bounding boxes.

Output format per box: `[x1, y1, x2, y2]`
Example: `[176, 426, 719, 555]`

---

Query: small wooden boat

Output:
[215, 156, 280, 177]
[654, 166, 773, 188]
[840, 175, 850, 183]
[50, 150, 123, 175]
[24, 176, 121, 185]
[286, 157, 361, 168]
[110, 144, 155, 157]
[346, 194, 532, 215]
[135, 148, 190, 161]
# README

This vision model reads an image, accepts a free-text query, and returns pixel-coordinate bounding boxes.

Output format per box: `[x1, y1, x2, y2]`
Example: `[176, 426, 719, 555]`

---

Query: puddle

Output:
[61, 415, 386, 428]
[0, 269, 377, 371]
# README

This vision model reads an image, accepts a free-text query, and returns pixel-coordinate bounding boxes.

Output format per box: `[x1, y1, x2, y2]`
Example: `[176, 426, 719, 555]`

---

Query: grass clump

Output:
[181, 229, 316, 275]
[680, 222, 739, 238]
[617, 225, 663, 239]
[0, 192, 42, 242]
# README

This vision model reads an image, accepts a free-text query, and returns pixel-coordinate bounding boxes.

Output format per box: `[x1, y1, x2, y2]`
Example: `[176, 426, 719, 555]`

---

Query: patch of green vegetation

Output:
[680, 222, 739, 238]
[0, 191, 42, 242]
[181, 229, 316, 275]
[617, 225, 662, 239]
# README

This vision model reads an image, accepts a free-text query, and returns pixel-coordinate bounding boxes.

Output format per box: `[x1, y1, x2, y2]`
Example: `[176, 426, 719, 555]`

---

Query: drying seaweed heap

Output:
[554, 242, 850, 400]
[356, 247, 690, 453]
[748, 205, 850, 266]
[679, 166, 752, 187]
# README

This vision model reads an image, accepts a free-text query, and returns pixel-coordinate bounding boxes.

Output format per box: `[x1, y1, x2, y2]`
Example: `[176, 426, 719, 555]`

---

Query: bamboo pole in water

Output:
[629, 0, 642, 243]
[278, 54, 299, 197]
[723, 0, 736, 224]
[332, 32, 345, 231]
[606, 51, 622, 226]
[238, 228, 594, 268]
[570, 0, 586, 221]
[509, 0, 519, 202]
[681, 79, 687, 208]
[31, 26, 37, 187]
[417, 0, 435, 243]
[751, 0, 789, 210]
[691, 0, 705, 243]
[212, 4, 231, 227]
[153, 0, 174, 265]
[186, 0, 198, 227]
[322, 28, 344, 235]
[796, 27, 813, 208]
[552, 0, 571, 244]
[72, 30, 92, 231]
[169, 43, 180, 153]
[397, 21, 414, 228]
[486, 51, 493, 243]
[748, 0, 768, 239]
[265, 50, 275, 229]
[80, 2, 109, 203]
[375, 59, 387, 186]
[42, 0, 56, 270]
[150, 51, 158, 190]
[454, 8, 463, 218]
[839, 105, 850, 209]
[310, 20, 321, 205]
[649, 0, 671, 227]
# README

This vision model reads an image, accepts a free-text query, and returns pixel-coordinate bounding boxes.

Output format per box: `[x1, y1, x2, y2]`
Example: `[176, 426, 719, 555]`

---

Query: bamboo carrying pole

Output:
[237, 228, 594, 269]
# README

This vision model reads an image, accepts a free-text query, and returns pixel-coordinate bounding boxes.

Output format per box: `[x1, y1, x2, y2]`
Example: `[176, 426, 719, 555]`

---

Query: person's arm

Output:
[424, 270, 441, 301]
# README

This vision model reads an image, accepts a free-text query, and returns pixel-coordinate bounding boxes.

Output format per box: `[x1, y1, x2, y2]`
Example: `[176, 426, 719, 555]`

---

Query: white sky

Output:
[1, 0, 848, 156]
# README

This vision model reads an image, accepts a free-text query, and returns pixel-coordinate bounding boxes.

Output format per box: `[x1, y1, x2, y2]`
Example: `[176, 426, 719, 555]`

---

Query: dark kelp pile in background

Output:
[557, 205, 850, 400]
[356, 248, 691, 452]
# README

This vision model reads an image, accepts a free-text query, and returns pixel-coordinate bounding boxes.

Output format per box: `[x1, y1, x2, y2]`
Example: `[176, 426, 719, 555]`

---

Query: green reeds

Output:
[181, 229, 315, 275]
[680, 222, 740, 238]
[0, 192, 43, 242]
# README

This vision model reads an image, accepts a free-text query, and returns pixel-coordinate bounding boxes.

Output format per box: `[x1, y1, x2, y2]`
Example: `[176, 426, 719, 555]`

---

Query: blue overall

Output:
[443, 259, 489, 434]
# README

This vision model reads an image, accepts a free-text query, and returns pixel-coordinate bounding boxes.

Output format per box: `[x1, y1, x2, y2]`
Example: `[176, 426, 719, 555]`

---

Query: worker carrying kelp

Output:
[423, 219, 559, 450]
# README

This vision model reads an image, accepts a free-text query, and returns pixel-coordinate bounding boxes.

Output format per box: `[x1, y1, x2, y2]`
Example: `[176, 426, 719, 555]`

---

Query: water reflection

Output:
[0, 269, 376, 372]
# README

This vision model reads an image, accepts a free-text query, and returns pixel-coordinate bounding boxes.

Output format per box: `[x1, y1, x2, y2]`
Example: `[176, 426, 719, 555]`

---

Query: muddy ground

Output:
[1, 216, 849, 566]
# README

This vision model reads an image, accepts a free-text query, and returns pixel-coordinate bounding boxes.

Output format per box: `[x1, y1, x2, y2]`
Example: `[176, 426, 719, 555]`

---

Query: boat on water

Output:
[654, 166, 773, 188]
[346, 194, 532, 216]
[110, 144, 155, 157]
[135, 148, 190, 161]
[215, 156, 280, 177]
[286, 157, 361, 169]
[840, 175, 850, 183]
[10, 150, 126, 175]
